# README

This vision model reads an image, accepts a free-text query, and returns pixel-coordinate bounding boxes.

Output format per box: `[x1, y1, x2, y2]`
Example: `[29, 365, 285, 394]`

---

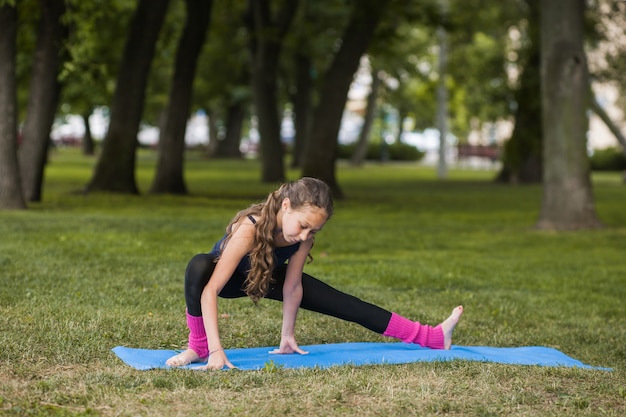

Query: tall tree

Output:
[18, 0, 67, 202]
[435, 23, 449, 179]
[247, 0, 299, 183]
[150, 0, 212, 194]
[536, 0, 602, 230]
[191, 0, 250, 159]
[290, 46, 314, 168]
[351, 67, 381, 166]
[496, 0, 542, 184]
[286, 0, 329, 169]
[59, 1, 132, 157]
[587, 0, 626, 167]
[216, 100, 246, 158]
[0, 2, 26, 210]
[589, 93, 626, 158]
[80, 110, 94, 155]
[86, 0, 170, 194]
[285, 0, 357, 170]
[301, 0, 391, 198]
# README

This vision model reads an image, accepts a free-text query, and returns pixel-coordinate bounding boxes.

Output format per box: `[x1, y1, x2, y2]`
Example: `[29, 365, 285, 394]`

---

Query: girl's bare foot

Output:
[166, 348, 204, 367]
[441, 305, 464, 350]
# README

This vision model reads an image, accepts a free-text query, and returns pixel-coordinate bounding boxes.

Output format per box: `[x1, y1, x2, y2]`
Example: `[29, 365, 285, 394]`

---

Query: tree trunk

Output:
[18, 0, 67, 202]
[291, 53, 313, 168]
[205, 108, 219, 157]
[86, 0, 170, 194]
[589, 92, 626, 155]
[351, 69, 381, 166]
[536, 0, 602, 230]
[248, 0, 299, 183]
[395, 106, 407, 144]
[301, 0, 390, 198]
[150, 0, 212, 194]
[496, 0, 542, 184]
[81, 110, 95, 156]
[0, 4, 26, 210]
[216, 101, 245, 158]
[436, 25, 449, 179]
[589, 92, 626, 184]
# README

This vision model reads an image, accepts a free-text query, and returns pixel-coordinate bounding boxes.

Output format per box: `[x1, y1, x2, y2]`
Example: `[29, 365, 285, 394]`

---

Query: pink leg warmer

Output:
[186, 311, 209, 358]
[383, 312, 445, 349]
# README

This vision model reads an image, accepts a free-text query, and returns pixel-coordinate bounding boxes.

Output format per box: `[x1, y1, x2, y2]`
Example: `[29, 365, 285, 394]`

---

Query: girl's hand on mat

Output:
[269, 335, 309, 355]
[200, 350, 235, 370]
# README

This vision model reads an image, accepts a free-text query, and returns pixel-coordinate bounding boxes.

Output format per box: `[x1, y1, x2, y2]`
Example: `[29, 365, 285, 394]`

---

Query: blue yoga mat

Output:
[111, 342, 610, 371]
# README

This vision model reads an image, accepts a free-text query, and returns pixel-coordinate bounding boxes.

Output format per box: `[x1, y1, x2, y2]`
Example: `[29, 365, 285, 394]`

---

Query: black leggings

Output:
[184, 253, 392, 334]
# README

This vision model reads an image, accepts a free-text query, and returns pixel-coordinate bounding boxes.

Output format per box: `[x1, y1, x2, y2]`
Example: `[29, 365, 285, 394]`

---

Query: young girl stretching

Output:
[167, 177, 463, 370]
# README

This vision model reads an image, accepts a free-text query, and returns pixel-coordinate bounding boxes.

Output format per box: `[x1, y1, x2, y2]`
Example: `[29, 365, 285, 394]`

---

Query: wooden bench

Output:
[457, 144, 501, 163]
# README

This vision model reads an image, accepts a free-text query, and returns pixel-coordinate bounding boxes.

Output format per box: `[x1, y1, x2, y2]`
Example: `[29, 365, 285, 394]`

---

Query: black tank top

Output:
[209, 214, 301, 274]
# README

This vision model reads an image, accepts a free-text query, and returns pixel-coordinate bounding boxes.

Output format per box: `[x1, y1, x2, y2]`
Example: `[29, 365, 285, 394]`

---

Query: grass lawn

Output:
[1, 148, 625, 416]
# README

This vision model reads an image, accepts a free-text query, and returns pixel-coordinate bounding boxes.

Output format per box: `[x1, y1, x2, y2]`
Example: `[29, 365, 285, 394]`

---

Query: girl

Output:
[167, 177, 463, 370]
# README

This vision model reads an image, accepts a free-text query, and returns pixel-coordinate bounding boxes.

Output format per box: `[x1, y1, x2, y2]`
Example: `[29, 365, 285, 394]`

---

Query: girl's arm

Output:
[200, 222, 256, 369]
[270, 239, 313, 355]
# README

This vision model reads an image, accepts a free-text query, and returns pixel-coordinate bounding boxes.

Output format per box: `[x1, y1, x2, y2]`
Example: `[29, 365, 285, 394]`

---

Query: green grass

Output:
[1, 148, 625, 416]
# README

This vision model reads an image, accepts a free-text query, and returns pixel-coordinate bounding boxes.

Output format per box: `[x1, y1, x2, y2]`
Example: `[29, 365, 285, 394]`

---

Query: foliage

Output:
[443, 0, 524, 138]
[337, 141, 425, 162]
[586, 0, 626, 113]
[370, 21, 439, 132]
[589, 147, 626, 171]
[59, 0, 135, 116]
[282, 0, 352, 102]
[362, 0, 525, 142]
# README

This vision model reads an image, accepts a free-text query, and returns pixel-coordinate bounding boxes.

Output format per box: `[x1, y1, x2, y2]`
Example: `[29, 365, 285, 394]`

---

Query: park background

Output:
[1, 0, 626, 415]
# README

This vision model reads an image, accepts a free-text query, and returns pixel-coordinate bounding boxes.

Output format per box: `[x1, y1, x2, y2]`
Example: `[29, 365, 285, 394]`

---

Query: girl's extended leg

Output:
[383, 306, 464, 349]
[266, 267, 462, 349]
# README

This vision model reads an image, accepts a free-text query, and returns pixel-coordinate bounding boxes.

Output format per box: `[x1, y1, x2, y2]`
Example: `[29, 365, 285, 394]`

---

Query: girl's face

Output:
[279, 198, 328, 244]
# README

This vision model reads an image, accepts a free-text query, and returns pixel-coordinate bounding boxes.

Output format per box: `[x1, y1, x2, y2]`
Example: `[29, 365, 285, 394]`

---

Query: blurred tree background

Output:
[1, 0, 624, 228]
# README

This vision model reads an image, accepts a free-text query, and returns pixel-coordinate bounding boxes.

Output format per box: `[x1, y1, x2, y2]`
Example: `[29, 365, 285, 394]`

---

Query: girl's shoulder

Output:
[229, 215, 257, 238]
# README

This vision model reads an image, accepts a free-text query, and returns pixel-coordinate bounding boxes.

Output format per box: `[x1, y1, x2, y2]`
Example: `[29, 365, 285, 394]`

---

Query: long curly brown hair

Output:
[220, 177, 334, 302]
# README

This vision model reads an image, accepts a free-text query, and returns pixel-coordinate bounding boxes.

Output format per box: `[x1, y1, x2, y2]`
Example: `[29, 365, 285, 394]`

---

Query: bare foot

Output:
[166, 349, 204, 367]
[441, 305, 464, 350]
